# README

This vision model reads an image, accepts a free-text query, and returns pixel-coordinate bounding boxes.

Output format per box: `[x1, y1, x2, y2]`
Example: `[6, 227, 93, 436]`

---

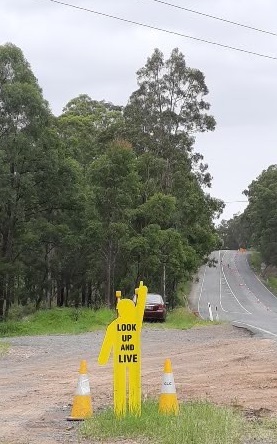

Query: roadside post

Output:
[98, 281, 147, 417]
[208, 302, 214, 321]
[215, 305, 219, 321]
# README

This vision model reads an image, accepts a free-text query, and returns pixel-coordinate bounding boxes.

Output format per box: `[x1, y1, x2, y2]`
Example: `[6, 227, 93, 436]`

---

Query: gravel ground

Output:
[1, 324, 277, 443]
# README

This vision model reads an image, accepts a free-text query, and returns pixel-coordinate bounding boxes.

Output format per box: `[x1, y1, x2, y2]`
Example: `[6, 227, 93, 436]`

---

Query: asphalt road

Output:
[193, 250, 277, 339]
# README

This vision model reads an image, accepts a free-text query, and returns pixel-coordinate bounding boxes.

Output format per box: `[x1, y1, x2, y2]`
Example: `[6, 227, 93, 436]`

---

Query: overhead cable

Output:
[47, 0, 277, 61]
[148, 0, 277, 37]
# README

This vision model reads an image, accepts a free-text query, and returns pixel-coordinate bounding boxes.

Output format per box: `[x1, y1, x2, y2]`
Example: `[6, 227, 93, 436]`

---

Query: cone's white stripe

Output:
[161, 373, 176, 394]
[75, 375, 91, 395]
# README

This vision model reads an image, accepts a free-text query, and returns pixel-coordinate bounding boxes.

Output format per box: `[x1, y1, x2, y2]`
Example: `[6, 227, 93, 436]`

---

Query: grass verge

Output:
[0, 307, 116, 337]
[249, 250, 277, 296]
[268, 276, 277, 294]
[249, 250, 262, 272]
[0, 341, 10, 356]
[0, 305, 214, 337]
[164, 307, 212, 329]
[176, 279, 192, 307]
[80, 400, 242, 444]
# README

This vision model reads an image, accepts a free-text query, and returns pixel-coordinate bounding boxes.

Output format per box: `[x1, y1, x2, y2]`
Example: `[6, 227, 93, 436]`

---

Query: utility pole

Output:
[163, 263, 166, 303]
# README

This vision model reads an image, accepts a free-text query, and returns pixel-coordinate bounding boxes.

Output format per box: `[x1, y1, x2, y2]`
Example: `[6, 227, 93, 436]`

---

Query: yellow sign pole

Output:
[98, 281, 147, 417]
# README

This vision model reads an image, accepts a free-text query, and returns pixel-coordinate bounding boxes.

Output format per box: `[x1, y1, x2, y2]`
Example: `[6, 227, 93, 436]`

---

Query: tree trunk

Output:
[81, 282, 86, 307]
[106, 262, 111, 307]
[74, 288, 80, 308]
[105, 241, 113, 308]
[45, 244, 52, 309]
[65, 280, 69, 307]
[0, 276, 5, 321]
[162, 263, 166, 303]
[35, 293, 43, 310]
[57, 280, 65, 307]
[4, 274, 14, 320]
[60, 286, 64, 307]
[87, 280, 92, 308]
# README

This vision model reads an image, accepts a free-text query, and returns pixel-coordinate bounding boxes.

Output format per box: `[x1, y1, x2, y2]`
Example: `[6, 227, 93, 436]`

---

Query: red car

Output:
[143, 293, 167, 322]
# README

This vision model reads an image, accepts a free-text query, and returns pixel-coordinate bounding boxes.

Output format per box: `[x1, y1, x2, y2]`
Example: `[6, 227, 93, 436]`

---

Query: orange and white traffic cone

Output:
[67, 360, 93, 421]
[159, 358, 179, 415]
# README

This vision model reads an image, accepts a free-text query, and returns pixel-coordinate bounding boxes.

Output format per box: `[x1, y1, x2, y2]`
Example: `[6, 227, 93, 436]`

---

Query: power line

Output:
[148, 0, 277, 38]
[47, 0, 277, 61]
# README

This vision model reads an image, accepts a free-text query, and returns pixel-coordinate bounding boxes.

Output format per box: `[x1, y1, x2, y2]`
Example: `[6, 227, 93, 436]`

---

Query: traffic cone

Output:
[159, 358, 179, 415]
[67, 360, 93, 421]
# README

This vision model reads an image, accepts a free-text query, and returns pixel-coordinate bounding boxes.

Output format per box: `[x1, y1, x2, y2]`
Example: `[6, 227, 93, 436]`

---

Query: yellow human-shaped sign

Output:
[98, 281, 147, 417]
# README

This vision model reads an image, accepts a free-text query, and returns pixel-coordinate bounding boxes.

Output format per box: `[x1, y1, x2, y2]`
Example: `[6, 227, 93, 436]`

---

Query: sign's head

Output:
[117, 299, 136, 318]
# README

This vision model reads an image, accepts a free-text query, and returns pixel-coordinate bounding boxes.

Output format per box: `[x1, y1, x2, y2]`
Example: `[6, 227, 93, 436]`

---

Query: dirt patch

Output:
[1, 324, 277, 443]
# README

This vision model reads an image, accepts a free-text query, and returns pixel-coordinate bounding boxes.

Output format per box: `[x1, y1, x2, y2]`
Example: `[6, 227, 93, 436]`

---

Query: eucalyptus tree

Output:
[243, 165, 277, 265]
[124, 48, 215, 168]
[124, 48, 223, 293]
[88, 140, 140, 307]
[0, 43, 82, 318]
[217, 214, 248, 250]
[0, 43, 54, 318]
[57, 94, 124, 171]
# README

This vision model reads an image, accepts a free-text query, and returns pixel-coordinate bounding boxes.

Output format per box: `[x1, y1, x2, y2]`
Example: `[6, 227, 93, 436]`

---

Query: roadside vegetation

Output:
[0, 341, 9, 356]
[217, 165, 277, 277]
[164, 308, 211, 329]
[80, 399, 277, 444]
[0, 43, 223, 323]
[176, 279, 192, 307]
[249, 251, 262, 272]
[80, 400, 243, 444]
[249, 251, 277, 296]
[0, 273, 211, 338]
[0, 304, 211, 337]
[268, 277, 277, 294]
[0, 307, 115, 337]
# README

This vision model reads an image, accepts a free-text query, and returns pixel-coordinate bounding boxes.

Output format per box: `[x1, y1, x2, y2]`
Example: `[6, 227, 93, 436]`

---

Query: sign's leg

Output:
[114, 366, 127, 417]
[128, 365, 141, 416]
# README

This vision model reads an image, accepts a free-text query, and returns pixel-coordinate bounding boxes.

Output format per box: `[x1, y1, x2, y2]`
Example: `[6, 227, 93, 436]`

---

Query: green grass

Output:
[250, 250, 262, 272]
[268, 276, 277, 294]
[80, 400, 243, 444]
[0, 307, 116, 337]
[249, 250, 277, 296]
[0, 300, 216, 339]
[176, 279, 193, 307]
[164, 307, 212, 329]
[0, 341, 9, 356]
[0, 304, 215, 338]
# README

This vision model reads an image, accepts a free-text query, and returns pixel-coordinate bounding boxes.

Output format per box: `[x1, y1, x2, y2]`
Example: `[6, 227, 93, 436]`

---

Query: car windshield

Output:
[146, 294, 163, 304]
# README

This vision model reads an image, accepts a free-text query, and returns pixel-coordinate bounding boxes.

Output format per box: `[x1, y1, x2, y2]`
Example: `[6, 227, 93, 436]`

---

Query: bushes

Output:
[7, 302, 36, 321]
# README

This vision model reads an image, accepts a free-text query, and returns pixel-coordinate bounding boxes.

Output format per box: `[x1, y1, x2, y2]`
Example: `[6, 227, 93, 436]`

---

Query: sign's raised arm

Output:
[134, 282, 148, 324]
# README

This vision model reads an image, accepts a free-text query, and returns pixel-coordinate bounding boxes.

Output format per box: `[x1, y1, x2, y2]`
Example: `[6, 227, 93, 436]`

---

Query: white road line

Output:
[219, 251, 228, 313]
[221, 252, 252, 315]
[219, 250, 243, 315]
[197, 264, 208, 319]
[245, 256, 277, 300]
[233, 256, 269, 311]
[233, 321, 277, 338]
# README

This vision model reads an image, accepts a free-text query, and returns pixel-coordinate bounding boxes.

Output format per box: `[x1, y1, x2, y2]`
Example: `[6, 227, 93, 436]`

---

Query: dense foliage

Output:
[217, 165, 277, 268]
[217, 215, 248, 251]
[0, 43, 223, 320]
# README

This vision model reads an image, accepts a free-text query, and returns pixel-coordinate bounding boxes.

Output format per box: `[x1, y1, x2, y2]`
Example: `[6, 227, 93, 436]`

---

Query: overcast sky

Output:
[1, 0, 277, 221]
